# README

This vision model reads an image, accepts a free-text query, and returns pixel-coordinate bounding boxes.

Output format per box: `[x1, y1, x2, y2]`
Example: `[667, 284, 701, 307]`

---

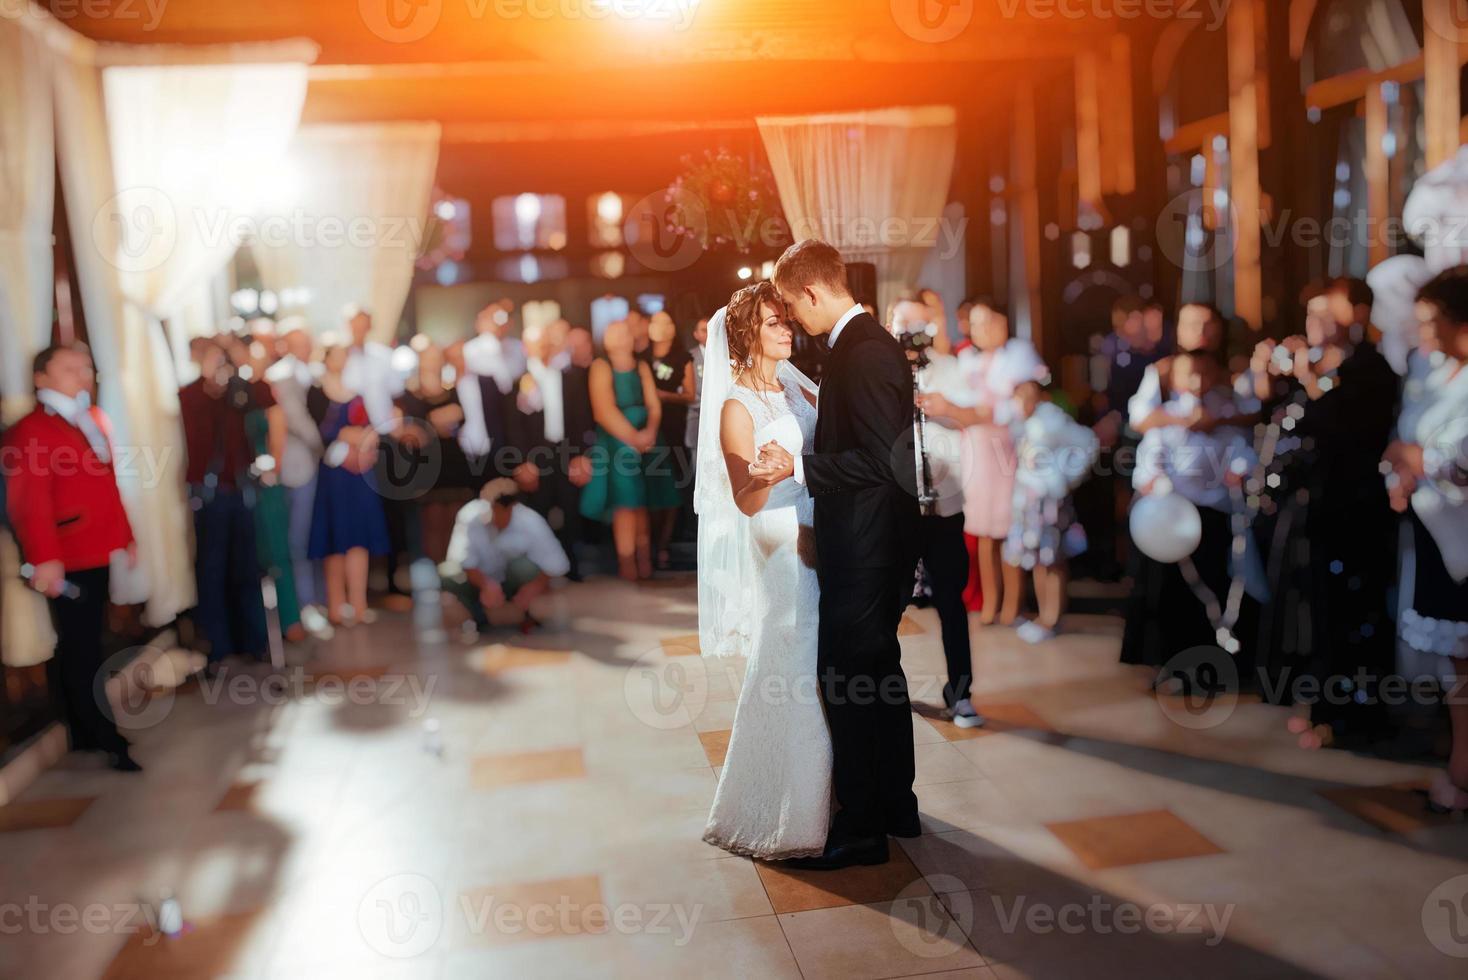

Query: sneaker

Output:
[1017, 622, 1055, 645]
[950, 698, 986, 729]
[300, 606, 332, 637]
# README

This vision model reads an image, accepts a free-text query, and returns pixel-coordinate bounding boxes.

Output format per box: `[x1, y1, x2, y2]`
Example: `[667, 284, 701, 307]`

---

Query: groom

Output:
[756, 240, 922, 869]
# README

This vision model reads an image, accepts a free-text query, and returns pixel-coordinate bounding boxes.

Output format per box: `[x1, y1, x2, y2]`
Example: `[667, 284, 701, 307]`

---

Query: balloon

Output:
[1367, 255, 1432, 375]
[1403, 145, 1468, 273]
[1130, 490, 1204, 564]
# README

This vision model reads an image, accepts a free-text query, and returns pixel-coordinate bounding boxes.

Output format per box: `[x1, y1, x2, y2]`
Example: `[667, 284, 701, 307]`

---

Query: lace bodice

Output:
[727, 381, 816, 440]
[726, 382, 817, 511]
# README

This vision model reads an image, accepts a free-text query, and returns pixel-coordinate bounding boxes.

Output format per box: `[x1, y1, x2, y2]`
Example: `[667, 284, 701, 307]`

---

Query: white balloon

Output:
[1130, 491, 1204, 564]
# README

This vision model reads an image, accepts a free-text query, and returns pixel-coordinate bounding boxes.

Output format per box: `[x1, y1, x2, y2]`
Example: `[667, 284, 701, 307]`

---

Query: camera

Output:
[897, 322, 937, 370]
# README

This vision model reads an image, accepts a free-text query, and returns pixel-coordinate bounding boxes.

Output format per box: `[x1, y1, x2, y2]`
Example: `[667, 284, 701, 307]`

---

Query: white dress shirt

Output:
[342, 342, 403, 430]
[827, 303, 864, 350]
[456, 374, 492, 458]
[464, 333, 527, 395]
[793, 304, 866, 486]
[446, 500, 570, 581]
[522, 358, 565, 444]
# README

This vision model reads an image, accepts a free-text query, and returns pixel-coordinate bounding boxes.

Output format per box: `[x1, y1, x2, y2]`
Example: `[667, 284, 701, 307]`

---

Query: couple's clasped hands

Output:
[748, 441, 795, 488]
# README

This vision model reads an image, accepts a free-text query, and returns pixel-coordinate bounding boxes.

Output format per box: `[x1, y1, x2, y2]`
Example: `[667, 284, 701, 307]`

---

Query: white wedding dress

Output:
[701, 379, 833, 858]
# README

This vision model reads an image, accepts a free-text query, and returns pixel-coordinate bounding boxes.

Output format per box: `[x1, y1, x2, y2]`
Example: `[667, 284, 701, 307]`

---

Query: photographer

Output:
[178, 336, 275, 668]
[889, 292, 984, 729]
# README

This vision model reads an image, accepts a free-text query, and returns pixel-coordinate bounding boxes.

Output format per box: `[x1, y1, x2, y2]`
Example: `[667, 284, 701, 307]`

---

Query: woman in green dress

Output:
[580, 319, 681, 579]
[221, 332, 304, 643]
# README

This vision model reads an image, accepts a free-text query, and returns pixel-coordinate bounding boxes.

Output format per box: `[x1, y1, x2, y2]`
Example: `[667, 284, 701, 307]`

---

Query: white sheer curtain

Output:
[0, 11, 55, 422]
[45, 21, 311, 622]
[0, 12, 58, 667]
[252, 123, 442, 342]
[757, 105, 958, 317]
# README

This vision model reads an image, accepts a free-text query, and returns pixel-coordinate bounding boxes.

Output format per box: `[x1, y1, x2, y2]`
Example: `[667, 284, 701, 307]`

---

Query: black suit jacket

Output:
[802, 313, 920, 572]
[506, 365, 596, 462]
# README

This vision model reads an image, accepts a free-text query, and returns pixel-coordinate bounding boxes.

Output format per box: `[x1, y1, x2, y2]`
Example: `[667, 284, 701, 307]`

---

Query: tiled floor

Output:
[2, 574, 1466, 978]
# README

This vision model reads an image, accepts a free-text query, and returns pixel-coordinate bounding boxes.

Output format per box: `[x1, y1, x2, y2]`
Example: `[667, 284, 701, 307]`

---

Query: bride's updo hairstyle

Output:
[725, 280, 784, 378]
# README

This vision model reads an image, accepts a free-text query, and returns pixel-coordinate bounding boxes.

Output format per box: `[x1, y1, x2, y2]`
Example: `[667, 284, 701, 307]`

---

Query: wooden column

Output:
[1074, 50, 1103, 208]
[1102, 34, 1137, 196]
[1424, 0, 1463, 169]
[1364, 83, 1390, 269]
[1226, 0, 1264, 331]
[1012, 83, 1044, 351]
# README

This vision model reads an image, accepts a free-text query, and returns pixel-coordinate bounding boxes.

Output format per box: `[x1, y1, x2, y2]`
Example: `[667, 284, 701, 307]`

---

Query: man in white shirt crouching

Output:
[440, 478, 570, 635]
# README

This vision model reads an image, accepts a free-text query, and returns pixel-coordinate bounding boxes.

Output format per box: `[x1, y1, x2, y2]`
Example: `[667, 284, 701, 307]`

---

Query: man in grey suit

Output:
[267, 319, 326, 631]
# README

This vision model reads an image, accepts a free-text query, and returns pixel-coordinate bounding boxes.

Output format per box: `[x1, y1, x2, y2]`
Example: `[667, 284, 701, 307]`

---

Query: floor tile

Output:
[660, 634, 702, 656]
[1316, 781, 1455, 835]
[967, 702, 1055, 738]
[454, 874, 607, 947]
[212, 783, 258, 813]
[475, 644, 573, 673]
[0, 796, 96, 833]
[755, 847, 931, 913]
[1045, 809, 1226, 870]
[699, 730, 731, 767]
[470, 748, 587, 790]
[101, 910, 267, 980]
[914, 741, 984, 786]
[778, 895, 985, 979]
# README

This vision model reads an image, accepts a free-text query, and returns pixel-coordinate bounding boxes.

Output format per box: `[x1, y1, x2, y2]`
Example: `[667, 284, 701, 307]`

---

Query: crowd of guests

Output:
[171, 299, 713, 655]
[5, 271, 1466, 807]
[1, 299, 707, 768]
[882, 272, 1467, 812]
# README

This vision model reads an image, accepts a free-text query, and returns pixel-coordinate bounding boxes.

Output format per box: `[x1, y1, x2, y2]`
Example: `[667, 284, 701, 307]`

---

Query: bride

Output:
[697, 282, 832, 859]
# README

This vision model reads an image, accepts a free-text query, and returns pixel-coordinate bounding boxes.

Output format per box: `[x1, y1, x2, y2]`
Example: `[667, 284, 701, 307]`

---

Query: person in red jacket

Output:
[3, 344, 141, 772]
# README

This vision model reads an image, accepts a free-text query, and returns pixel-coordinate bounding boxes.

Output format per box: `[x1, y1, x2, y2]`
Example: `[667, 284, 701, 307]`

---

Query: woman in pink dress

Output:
[921, 300, 1047, 624]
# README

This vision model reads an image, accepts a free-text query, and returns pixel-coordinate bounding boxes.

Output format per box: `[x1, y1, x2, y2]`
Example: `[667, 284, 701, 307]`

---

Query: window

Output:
[492, 193, 568, 252]
[592, 251, 626, 279]
[588, 192, 633, 247]
[591, 295, 630, 342]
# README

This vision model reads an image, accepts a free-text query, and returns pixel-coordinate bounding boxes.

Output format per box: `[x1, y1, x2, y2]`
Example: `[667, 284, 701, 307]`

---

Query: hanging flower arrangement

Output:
[664, 148, 785, 254]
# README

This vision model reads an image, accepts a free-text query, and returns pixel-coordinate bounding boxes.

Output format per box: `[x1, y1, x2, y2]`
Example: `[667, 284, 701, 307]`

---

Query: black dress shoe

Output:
[887, 814, 923, 839]
[784, 836, 889, 871]
[107, 750, 143, 773]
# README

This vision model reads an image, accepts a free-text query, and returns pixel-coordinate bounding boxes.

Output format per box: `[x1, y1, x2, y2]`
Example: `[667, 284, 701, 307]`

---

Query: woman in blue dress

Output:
[308, 342, 391, 625]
